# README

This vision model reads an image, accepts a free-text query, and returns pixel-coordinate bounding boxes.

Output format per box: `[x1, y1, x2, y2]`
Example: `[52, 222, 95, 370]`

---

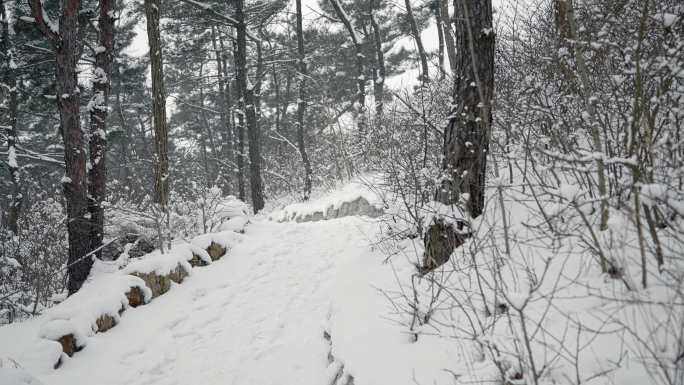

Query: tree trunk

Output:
[369, 1, 385, 118]
[88, 0, 114, 258]
[1, 0, 21, 235]
[441, 0, 457, 73]
[29, 0, 93, 294]
[211, 25, 234, 194]
[232, 34, 246, 202]
[434, 2, 446, 77]
[404, 0, 429, 83]
[328, 0, 366, 128]
[423, 0, 494, 271]
[144, 0, 170, 211]
[235, 0, 264, 212]
[295, 0, 313, 200]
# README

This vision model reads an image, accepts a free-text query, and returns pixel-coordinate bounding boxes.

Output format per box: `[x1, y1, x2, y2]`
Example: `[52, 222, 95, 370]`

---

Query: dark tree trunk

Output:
[329, 0, 366, 126]
[423, 0, 494, 271]
[211, 25, 234, 194]
[144, 0, 169, 209]
[29, 0, 93, 294]
[235, 0, 264, 212]
[404, 0, 429, 83]
[232, 35, 246, 202]
[369, 1, 385, 118]
[88, 0, 114, 258]
[1, 0, 21, 235]
[295, 0, 313, 200]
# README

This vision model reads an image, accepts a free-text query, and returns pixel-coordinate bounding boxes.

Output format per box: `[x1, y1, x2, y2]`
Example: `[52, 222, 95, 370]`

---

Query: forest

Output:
[0, 0, 683, 384]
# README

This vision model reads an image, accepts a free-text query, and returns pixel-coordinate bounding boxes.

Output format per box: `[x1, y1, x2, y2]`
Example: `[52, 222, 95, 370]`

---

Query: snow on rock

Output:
[217, 215, 249, 233]
[213, 196, 250, 220]
[270, 181, 384, 223]
[38, 275, 150, 355]
[122, 249, 193, 278]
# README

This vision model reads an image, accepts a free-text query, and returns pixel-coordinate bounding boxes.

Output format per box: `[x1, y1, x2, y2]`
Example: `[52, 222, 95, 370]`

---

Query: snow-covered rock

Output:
[270, 181, 384, 223]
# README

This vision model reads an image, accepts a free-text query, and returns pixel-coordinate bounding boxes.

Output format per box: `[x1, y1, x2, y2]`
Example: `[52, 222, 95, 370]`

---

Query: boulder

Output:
[57, 334, 78, 357]
[130, 263, 188, 299]
[95, 314, 117, 333]
[206, 242, 226, 261]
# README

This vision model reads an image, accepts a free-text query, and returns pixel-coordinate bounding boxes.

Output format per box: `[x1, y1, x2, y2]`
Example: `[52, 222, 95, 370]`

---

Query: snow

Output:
[1, 180, 681, 385]
[0, 367, 44, 385]
[122, 249, 192, 277]
[0, 217, 384, 385]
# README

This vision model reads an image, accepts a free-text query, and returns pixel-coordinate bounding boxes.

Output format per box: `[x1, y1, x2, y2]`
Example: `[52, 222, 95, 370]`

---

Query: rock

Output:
[127, 237, 156, 259]
[126, 286, 146, 307]
[189, 253, 209, 267]
[131, 264, 189, 299]
[421, 218, 469, 272]
[95, 314, 117, 333]
[206, 242, 226, 261]
[100, 235, 157, 261]
[57, 334, 78, 357]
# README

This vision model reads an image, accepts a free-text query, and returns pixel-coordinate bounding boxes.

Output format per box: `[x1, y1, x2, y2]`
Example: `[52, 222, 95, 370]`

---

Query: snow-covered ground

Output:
[2, 179, 681, 385]
[1, 215, 414, 385]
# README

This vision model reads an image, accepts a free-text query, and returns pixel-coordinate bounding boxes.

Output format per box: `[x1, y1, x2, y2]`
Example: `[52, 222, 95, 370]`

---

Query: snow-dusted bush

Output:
[0, 199, 67, 325]
[370, 0, 684, 383]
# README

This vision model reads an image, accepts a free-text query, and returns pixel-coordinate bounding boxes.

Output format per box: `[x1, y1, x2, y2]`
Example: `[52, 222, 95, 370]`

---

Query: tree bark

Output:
[404, 0, 429, 83]
[369, 1, 385, 118]
[232, 33, 246, 202]
[144, 0, 170, 209]
[1, 0, 21, 235]
[295, 0, 313, 200]
[434, 2, 446, 77]
[328, 0, 366, 127]
[423, 0, 494, 271]
[211, 25, 234, 194]
[29, 0, 93, 294]
[88, 0, 114, 258]
[235, 0, 264, 212]
[441, 0, 457, 73]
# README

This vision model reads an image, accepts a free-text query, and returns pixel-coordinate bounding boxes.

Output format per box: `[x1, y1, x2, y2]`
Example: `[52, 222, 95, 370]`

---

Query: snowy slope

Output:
[0, 218, 391, 385]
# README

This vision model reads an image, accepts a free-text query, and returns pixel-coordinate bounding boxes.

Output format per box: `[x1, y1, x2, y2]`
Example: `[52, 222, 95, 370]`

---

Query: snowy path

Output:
[43, 218, 374, 385]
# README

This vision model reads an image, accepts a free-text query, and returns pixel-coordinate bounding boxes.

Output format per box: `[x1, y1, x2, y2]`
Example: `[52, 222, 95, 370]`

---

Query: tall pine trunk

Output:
[232, 34, 246, 202]
[329, 0, 366, 130]
[423, 0, 494, 271]
[1, 0, 21, 235]
[211, 25, 234, 195]
[404, 0, 429, 83]
[369, 1, 385, 118]
[88, 0, 114, 258]
[295, 0, 313, 200]
[144, 0, 170, 252]
[29, 0, 92, 294]
[235, 0, 264, 212]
